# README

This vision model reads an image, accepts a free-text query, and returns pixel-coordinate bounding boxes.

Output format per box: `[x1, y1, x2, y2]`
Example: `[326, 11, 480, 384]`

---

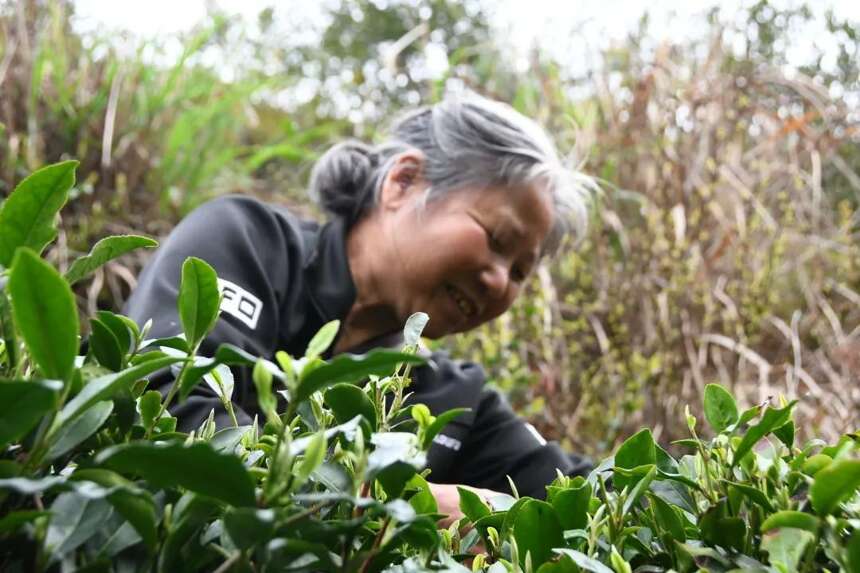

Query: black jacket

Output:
[124, 195, 590, 498]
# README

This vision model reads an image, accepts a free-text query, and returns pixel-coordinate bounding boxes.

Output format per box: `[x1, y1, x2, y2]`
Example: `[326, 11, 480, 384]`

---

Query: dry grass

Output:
[451, 26, 860, 454]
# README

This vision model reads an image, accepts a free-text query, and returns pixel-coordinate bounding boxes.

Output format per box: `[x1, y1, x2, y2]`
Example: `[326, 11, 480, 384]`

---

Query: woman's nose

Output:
[479, 262, 510, 301]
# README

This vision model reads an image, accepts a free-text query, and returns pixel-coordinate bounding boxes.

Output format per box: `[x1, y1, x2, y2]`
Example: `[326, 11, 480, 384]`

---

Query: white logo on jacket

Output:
[217, 278, 262, 330]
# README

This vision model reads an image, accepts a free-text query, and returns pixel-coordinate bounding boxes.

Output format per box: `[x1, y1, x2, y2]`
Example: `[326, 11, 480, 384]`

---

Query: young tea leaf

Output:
[458, 486, 491, 522]
[403, 312, 429, 346]
[613, 428, 656, 490]
[138, 390, 162, 432]
[65, 235, 157, 285]
[296, 350, 424, 404]
[178, 257, 221, 350]
[0, 160, 77, 267]
[8, 249, 79, 381]
[295, 430, 327, 487]
[305, 319, 340, 360]
[731, 401, 797, 467]
[703, 383, 739, 434]
[421, 408, 468, 450]
[324, 383, 378, 431]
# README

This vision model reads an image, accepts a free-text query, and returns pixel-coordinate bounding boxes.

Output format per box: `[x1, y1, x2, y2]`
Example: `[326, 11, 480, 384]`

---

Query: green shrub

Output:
[0, 162, 857, 572]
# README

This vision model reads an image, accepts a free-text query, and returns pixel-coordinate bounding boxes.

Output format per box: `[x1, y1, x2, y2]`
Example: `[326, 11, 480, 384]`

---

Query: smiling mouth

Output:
[445, 284, 477, 319]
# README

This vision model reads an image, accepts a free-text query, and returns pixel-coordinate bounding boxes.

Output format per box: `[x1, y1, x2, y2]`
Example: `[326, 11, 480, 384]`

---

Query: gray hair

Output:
[309, 93, 594, 256]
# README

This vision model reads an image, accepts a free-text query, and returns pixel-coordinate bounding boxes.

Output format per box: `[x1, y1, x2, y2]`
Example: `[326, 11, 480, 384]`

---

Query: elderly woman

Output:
[124, 94, 593, 514]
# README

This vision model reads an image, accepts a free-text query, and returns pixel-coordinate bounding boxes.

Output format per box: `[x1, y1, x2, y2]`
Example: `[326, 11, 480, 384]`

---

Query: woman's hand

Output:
[427, 482, 501, 529]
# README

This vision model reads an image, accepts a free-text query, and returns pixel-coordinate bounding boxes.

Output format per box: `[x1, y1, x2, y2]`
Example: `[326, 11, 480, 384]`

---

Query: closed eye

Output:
[484, 226, 503, 252]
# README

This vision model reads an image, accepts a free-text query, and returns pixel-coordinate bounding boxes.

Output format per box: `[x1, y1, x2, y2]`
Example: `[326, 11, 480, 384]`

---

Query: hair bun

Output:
[309, 141, 377, 221]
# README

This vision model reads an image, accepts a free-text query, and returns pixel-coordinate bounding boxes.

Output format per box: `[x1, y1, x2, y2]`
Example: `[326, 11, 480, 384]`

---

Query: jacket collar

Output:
[302, 217, 357, 324]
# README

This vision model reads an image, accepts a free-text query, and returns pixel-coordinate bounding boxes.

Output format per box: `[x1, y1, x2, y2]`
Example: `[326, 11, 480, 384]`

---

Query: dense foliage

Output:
[2, 1, 858, 457]
[0, 162, 859, 571]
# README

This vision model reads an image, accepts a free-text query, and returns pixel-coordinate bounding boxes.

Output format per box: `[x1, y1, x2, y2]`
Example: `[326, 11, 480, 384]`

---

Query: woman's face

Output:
[379, 175, 554, 339]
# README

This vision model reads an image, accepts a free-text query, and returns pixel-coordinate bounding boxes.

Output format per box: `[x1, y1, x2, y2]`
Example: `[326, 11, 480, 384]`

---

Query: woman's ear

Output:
[378, 150, 426, 211]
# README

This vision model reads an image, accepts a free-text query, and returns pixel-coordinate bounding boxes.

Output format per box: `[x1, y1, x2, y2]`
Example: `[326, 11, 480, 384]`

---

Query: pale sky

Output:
[70, 0, 859, 85]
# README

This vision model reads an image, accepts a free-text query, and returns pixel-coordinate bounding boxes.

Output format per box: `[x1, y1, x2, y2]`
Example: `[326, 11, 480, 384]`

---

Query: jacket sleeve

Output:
[123, 195, 295, 431]
[452, 386, 593, 499]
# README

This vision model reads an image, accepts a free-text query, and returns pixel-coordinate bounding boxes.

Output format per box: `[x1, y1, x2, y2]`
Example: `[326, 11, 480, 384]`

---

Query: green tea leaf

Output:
[761, 510, 820, 534]
[296, 430, 327, 487]
[97, 441, 256, 507]
[458, 486, 491, 522]
[722, 480, 775, 512]
[224, 507, 275, 550]
[89, 318, 123, 372]
[45, 492, 112, 561]
[512, 499, 564, 567]
[138, 390, 162, 432]
[95, 311, 133, 356]
[0, 379, 61, 446]
[305, 319, 340, 360]
[422, 407, 468, 450]
[0, 510, 50, 534]
[700, 501, 747, 552]
[801, 453, 832, 476]
[703, 383, 738, 433]
[550, 479, 591, 530]
[325, 383, 378, 431]
[622, 464, 657, 514]
[47, 400, 113, 461]
[761, 527, 814, 572]
[405, 474, 438, 515]
[731, 401, 797, 467]
[846, 529, 860, 573]
[613, 428, 656, 490]
[774, 420, 795, 448]
[609, 546, 632, 573]
[403, 312, 429, 346]
[178, 257, 221, 350]
[8, 248, 79, 381]
[649, 493, 685, 541]
[554, 549, 613, 573]
[57, 356, 182, 427]
[65, 235, 157, 285]
[296, 350, 424, 404]
[70, 468, 158, 550]
[810, 459, 860, 515]
[253, 359, 280, 428]
[0, 160, 77, 266]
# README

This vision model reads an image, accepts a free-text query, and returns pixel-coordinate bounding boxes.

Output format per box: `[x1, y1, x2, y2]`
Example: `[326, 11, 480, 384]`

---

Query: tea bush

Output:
[1, 162, 858, 571]
[448, 4, 860, 454]
[3, 1, 858, 457]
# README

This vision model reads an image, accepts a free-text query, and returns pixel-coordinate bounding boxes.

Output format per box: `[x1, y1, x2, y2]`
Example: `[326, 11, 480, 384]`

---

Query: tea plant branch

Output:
[358, 516, 392, 573]
[280, 501, 328, 528]
[149, 356, 194, 436]
[212, 550, 242, 573]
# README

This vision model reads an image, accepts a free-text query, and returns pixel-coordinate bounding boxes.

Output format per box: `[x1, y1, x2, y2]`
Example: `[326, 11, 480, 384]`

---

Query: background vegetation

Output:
[1, 0, 858, 459]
